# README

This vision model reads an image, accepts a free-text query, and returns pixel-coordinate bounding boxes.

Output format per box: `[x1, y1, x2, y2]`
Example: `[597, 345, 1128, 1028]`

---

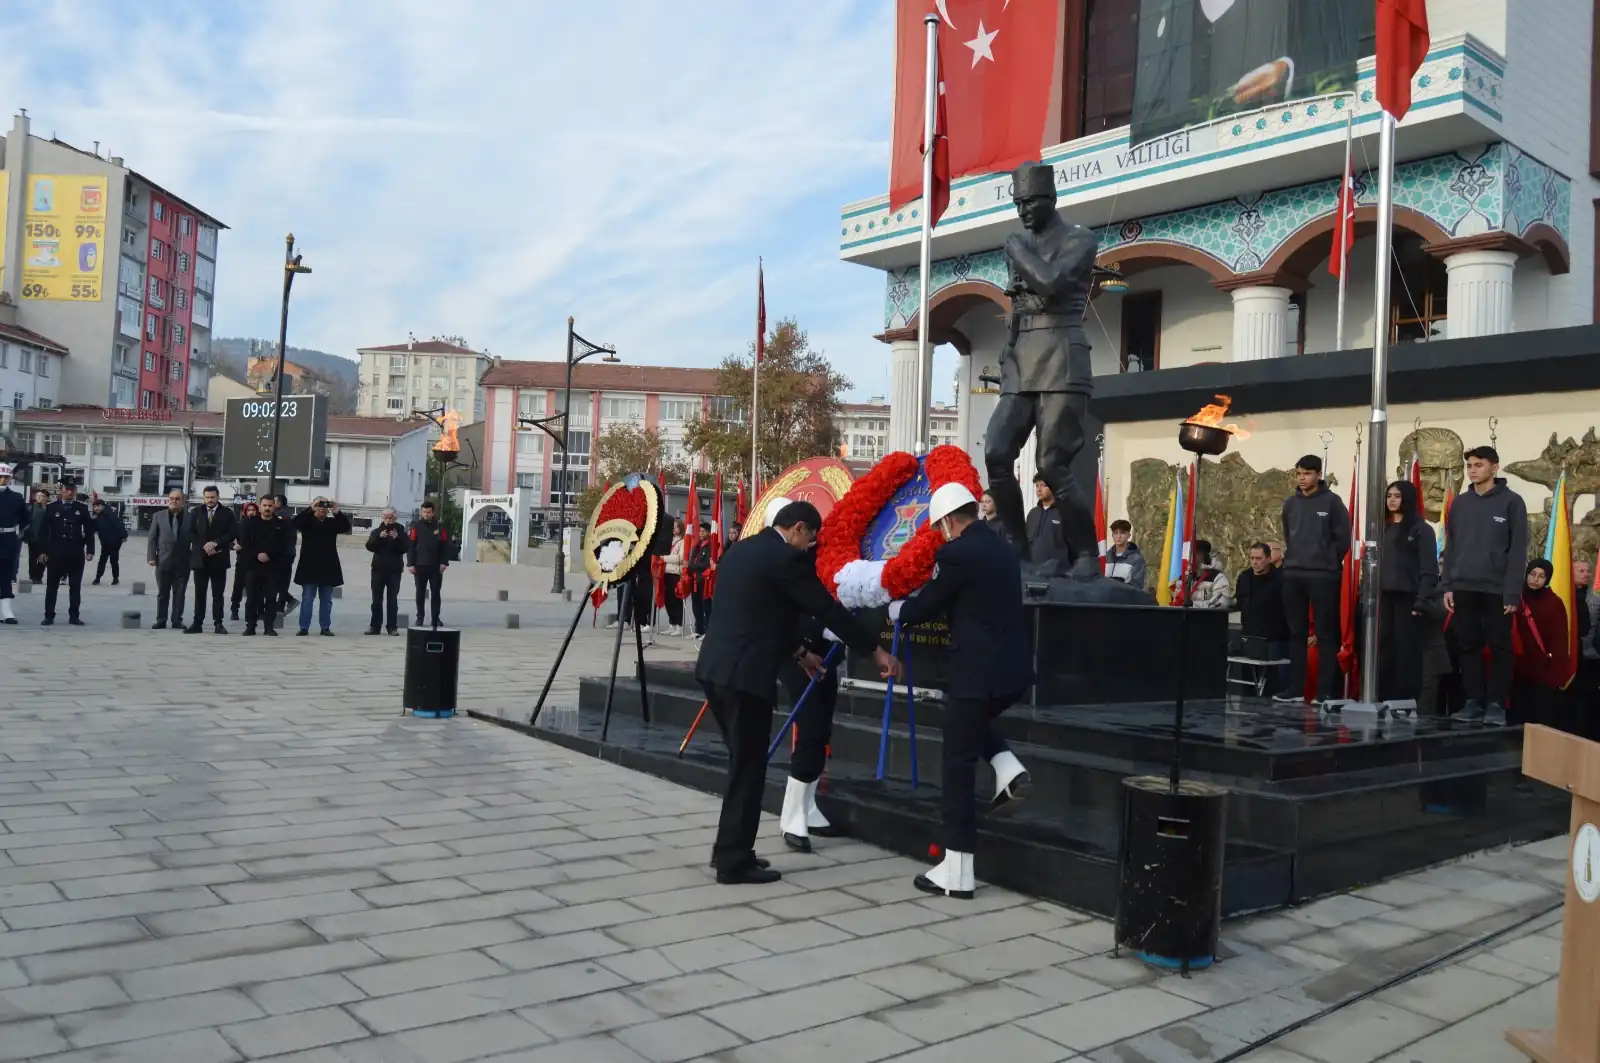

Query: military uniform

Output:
[776, 615, 843, 852]
[41, 492, 95, 625]
[0, 469, 25, 624]
[983, 161, 1101, 575]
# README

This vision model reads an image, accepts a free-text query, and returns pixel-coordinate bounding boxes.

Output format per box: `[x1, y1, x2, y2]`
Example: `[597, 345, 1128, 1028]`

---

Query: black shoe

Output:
[783, 833, 812, 854]
[171, 620, 185, 631]
[1270, 689, 1305, 704]
[1484, 703, 1507, 727]
[320, 629, 334, 637]
[387, 629, 399, 636]
[263, 628, 278, 637]
[230, 607, 239, 620]
[40, 617, 53, 626]
[213, 624, 227, 635]
[152, 620, 168, 630]
[913, 874, 975, 900]
[416, 614, 425, 627]
[92, 578, 101, 585]
[365, 628, 381, 636]
[1451, 699, 1486, 723]
[708, 856, 771, 870]
[715, 863, 782, 885]
[68, 617, 85, 626]
[296, 629, 309, 636]
[184, 623, 202, 634]
[112, 579, 119, 586]
[242, 628, 256, 637]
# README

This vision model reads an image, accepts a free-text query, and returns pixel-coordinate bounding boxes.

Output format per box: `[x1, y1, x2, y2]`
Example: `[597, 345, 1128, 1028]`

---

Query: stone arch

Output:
[1265, 206, 1453, 279]
[1521, 223, 1572, 275]
[892, 280, 1011, 355]
[1096, 242, 1234, 283]
[461, 488, 533, 565]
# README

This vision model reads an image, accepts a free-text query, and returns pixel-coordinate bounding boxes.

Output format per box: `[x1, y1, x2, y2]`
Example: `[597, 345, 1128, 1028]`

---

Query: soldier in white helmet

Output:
[891, 481, 1034, 899]
[0, 463, 24, 624]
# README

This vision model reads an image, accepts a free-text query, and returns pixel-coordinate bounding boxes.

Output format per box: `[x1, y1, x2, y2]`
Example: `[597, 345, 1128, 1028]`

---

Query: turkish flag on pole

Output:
[1376, 0, 1430, 120]
[755, 261, 765, 364]
[1327, 164, 1356, 278]
[889, 0, 1060, 219]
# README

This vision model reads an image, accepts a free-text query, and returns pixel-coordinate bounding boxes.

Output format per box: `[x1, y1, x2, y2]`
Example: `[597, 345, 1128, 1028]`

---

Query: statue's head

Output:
[1012, 162, 1057, 233]
[1397, 426, 1465, 521]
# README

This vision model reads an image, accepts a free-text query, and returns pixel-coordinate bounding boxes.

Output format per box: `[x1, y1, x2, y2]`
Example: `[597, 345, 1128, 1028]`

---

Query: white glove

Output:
[822, 627, 843, 644]
[887, 600, 904, 623]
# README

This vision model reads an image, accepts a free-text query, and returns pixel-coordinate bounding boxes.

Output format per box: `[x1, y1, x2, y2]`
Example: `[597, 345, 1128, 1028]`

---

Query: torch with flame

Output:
[1178, 394, 1248, 457]
[432, 410, 463, 465]
[1183, 394, 1249, 439]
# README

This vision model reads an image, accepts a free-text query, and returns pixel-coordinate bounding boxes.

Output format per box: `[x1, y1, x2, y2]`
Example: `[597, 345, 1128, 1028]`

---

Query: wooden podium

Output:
[1507, 724, 1600, 1063]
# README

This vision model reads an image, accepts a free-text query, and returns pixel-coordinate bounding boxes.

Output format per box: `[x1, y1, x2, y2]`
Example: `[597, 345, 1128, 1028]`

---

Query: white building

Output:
[835, 398, 958, 464]
[0, 317, 64, 413]
[6, 406, 431, 526]
[356, 337, 492, 433]
[841, 1, 1596, 464]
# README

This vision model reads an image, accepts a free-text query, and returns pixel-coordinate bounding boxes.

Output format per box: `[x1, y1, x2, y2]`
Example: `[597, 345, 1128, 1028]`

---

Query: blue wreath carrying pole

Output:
[767, 642, 842, 761]
[876, 620, 902, 780]
[904, 630, 918, 790]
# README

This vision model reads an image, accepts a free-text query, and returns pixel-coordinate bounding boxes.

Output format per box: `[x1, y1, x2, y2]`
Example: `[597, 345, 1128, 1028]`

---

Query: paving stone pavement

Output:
[0, 574, 1575, 1061]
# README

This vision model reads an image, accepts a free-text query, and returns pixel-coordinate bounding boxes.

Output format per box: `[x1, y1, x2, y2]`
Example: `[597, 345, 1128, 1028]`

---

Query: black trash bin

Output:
[404, 628, 461, 718]
[1114, 775, 1228, 972]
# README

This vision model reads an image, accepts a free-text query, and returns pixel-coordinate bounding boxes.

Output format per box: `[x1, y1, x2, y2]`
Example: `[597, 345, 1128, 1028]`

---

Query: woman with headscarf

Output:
[229, 501, 259, 621]
[1514, 558, 1571, 729]
[1378, 480, 1438, 705]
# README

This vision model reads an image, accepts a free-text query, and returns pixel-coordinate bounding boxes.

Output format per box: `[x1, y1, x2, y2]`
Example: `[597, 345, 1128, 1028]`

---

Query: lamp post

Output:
[265, 234, 312, 501]
[551, 316, 619, 595]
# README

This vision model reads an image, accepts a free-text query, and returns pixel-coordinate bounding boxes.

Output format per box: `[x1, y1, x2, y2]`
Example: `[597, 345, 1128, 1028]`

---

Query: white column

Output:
[1443, 249, 1517, 339]
[887, 338, 920, 454]
[1229, 286, 1292, 361]
[1015, 431, 1039, 490]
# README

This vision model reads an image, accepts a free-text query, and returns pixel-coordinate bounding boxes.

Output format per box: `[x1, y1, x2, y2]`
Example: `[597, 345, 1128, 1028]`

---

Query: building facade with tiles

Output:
[842, 1, 1597, 487]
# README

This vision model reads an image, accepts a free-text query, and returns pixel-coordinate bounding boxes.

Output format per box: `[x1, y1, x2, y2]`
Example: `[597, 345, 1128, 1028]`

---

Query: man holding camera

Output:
[292, 497, 352, 635]
[367, 508, 409, 635]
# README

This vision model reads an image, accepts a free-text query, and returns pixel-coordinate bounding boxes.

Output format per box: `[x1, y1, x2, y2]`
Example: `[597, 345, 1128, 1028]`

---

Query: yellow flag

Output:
[1155, 479, 1177, 606]
[1548, 472, 1577, 689]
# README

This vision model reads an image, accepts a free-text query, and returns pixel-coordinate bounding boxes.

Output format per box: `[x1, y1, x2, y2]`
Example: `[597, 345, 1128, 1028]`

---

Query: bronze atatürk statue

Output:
[984, 161, 1102, 577]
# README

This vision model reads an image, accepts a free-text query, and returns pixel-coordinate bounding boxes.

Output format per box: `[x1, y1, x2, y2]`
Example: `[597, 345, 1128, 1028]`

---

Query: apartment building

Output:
[0, 111, 225, 412]
[834, 398, 958, 463]
[0, 319, 64, 413]
[356, 337, 491, 433]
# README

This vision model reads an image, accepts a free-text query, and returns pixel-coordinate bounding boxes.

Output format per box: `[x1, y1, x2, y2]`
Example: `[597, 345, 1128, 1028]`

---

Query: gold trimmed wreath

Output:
[582, 476, 661, 585]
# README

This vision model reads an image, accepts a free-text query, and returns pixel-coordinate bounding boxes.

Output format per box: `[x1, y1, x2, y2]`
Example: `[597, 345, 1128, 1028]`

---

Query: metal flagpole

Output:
[1334, 97, 1355, 351]
[751, 259, 762, 496]
[913, 12, 938, 454]
[1357, 112, 1398, 707]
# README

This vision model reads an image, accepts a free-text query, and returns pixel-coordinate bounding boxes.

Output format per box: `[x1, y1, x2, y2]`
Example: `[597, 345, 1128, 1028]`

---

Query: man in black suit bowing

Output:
[894, 482, 1035, 899]
[185, 485, 238, 634]
[694, 500, 902, 885]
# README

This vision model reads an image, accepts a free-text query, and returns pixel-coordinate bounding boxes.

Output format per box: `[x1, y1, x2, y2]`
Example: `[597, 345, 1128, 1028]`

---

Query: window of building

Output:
[11, 393, 21, 410]
[150, 239, 163, 260]
[386, 397, 404, 412]
[171, 361, 182, 381]
[516, 472, 543, 493]
[1390, 237, 1448, 343]
[148, 275, 162, 306]
[660, 398, 698, 421]
[18, 349, 31, 374]
[65, 467, 85, 486]
[175, 288, 187, 309]
[178, 252, 190, 274]
[145, 314, 157, 340]
[1081, 0, 1139, 136]
[565, 429, 591, 468]
[389, 355, 407, 369]
[153, 201, 166, 221]
[36, 354, 48, 378]
[112, 376, 135, 408]
[1119, 291, 1161, 372]
[601, 396, 645, 421]
[431, 357, 447, 371]
[173, 323, 186, 345]
[66, 436, 88, 458]
[36, 397, 51, 409]
[180, 215, 192, 235]
[94, 435, 114, 457]
[123, 227, 136, 247]
[43, 433, 64, 453]
[0, 343, 7, 368]
[517, 432, 543, 456]
[518, 392, 547, 418]
[12, 431, 33, 450]
[144, 351, 155, 372]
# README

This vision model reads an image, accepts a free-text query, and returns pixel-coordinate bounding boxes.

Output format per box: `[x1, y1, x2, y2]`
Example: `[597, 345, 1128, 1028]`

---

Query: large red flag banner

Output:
[888, 0, 1060, 219]
[1376, 0, 1431, 120]
[1327, 162, 1357, 278]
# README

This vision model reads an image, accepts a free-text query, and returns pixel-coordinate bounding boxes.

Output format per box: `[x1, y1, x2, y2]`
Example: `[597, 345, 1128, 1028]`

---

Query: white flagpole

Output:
[1334, 96, 1354, 351]
[1357, 111, 1398, 706]
[750, 260, 760, 496]
[914, 12, 938, 454]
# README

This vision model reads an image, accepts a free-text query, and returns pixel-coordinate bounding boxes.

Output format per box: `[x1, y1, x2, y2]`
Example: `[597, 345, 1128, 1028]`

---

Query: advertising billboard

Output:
[1131, 0, 1370, 146]
[221, 395, 329, 480]
[20, 174, 109, 302]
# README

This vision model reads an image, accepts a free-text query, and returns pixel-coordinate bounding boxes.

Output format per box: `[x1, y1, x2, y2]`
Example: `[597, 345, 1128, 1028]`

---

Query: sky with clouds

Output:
[0, 0, 960, 403]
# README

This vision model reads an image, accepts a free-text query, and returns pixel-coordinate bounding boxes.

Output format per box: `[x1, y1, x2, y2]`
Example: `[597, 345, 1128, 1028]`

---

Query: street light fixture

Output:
[265, 234, 312, 501]
[551, 316, 618, 595]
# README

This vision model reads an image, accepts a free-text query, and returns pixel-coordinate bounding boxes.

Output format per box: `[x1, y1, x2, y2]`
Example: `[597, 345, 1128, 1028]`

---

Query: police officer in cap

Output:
[40, 480, 95, 626]
[892, 482, 1034, 899]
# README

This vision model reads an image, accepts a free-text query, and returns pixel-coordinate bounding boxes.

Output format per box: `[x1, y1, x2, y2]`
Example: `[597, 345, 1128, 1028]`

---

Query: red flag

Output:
[1328, 163, 1356, 278]
[1337, 457, 1361, 697]
[1376, 0, 1430, 120]
[679, 470, 699, 600]
[705, 474, 724, 600]
[1173, 462, 1198, 605]
[889, 0, 1060, 218]
[1093, 453, 1107, 575]
[756, 262, 765, 365]
[735, 478, 749, 526]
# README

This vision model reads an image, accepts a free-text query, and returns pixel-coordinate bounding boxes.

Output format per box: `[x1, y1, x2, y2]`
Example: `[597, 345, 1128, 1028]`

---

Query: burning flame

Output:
[432, 410, 462, 453]
[1184, 394, 1250, 439]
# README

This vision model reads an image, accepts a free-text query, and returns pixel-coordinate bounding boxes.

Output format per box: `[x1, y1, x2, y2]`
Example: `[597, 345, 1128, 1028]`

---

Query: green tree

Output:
[572, 423, 685, 523]
[682, 317, 846, 481]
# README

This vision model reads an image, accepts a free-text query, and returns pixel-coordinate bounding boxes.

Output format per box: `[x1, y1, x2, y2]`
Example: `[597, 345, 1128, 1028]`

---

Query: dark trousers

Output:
[780, 658, 838, 783]
[630, 569, 653, 628]
[231, 565, 247, 612]
[27, 544, 44, 583]
[155, 566, 189, 625]
[1451, 590, 1513, 704]
[1283, 573, 1341, 699]
[692, 589, 711, 635]
[275, 567, 295, 613]
[662, 575, 684, 626]
[95, 544, 122, 582]
[943, 696, 1018, 852]
[243, 569, 277, 632]
[704, 684, 774, 870]
[372, 569, 402, 631]
[1378, 591, 1423, 702]
[44, 556, 85, 620]
[984, 389, 1095, 558]
[413, 565, 442, 622]
[192, 566, 227, 624]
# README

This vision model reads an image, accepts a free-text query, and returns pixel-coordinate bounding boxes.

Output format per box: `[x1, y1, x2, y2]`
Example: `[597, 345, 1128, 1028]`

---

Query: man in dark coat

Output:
[0, 464, 25, 624]
[368, 507, 409, 635]
[236, 496, 290, 636]
[406, 499, 450, 627]
[1236, 541, 1291, 691]
[25, 488, 49, 584]
[272, 494, 297, 617]
[40, 481, 95, 626]
[293, 497, 352, 635]
[1275, 455, 1350, 703]
[694, 500, 899, 885]
[896, 483, 1035, 899]
[90, 499, 128, 585]
[146, 488, 191, 630]
[186, 485, 237, 634]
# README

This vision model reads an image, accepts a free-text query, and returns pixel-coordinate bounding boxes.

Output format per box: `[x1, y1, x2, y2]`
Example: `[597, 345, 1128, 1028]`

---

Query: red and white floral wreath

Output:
[815, 445, 983, 610]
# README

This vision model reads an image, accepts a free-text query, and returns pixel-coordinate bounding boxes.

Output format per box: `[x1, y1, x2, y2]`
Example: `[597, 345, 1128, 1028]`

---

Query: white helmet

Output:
[763, 495, 794, 528]
[0, 463, 12, 479]
[927, 482, 978, 525]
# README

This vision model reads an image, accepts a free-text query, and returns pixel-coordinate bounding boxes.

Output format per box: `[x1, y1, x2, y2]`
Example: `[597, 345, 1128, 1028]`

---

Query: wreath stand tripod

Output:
[529, 577, 652, 743]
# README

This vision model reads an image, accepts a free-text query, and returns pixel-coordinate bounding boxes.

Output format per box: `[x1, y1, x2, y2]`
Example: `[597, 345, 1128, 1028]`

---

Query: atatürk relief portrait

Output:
[1396, 427, 1465, 522]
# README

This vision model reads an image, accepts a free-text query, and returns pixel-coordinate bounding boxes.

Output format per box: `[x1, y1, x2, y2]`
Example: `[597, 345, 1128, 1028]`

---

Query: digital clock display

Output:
[221, 394, 328, 480]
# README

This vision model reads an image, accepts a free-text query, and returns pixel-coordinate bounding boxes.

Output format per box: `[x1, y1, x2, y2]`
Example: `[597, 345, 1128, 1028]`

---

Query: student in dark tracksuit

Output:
[1378, 480, 1437, 705]
[1441, 445, 1528, 726]
[1274, 455, 1350, 704]
[407, 500, 450, 627]
[91, 501, 127, 585]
